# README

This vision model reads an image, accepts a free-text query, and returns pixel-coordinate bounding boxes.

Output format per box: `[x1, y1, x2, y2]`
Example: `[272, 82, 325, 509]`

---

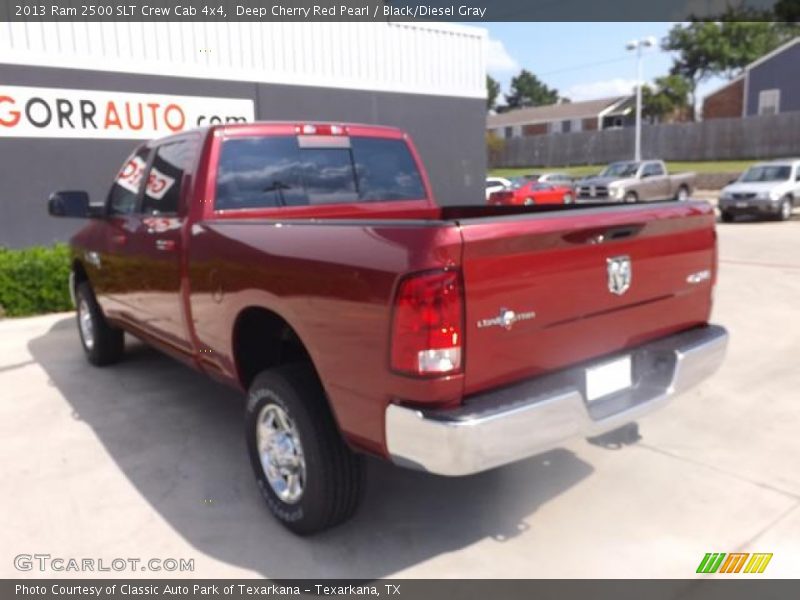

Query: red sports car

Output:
[488, 178, 575, 206]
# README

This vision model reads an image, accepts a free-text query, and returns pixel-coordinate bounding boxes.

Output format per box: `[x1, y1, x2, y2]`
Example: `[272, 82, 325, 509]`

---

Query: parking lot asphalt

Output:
[2, 212, 799, 579]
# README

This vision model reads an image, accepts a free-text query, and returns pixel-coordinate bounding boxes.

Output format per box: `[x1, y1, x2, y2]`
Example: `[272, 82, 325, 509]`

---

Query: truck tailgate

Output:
[457, 202, 716, 396]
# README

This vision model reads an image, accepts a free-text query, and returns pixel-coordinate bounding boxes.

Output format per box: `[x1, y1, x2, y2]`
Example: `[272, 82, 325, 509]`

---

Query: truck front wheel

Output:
[75, 281, 125, 366]
[777, 196, 793, 221]
[245, 364, 364, 535]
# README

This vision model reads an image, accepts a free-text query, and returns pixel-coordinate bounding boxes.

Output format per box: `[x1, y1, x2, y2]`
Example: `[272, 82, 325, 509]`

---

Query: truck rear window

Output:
[215, 136, 426, 210]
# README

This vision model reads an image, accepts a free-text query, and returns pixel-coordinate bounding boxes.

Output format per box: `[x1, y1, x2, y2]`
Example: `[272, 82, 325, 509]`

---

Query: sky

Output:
[481, 22, 727, 106]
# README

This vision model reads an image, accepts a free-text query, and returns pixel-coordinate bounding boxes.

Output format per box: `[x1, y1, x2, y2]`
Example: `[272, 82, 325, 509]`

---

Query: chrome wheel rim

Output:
[782, 200, 791, 220]
[256, 404, 306, 504]
[564, 193, 573, 204]
[78, 299, 95, 350]
[524, 198, 534, 205]
[678, 188, 688, 201]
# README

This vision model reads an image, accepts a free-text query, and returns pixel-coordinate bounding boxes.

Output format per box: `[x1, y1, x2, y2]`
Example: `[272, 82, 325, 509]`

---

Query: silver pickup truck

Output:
[577, 160, 696, 203]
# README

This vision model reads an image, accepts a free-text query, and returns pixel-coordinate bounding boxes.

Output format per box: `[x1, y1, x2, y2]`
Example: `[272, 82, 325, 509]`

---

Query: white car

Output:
[485, 176, 511, 201]
[719, 159, 800, 222]
[537, 172, 575, 187]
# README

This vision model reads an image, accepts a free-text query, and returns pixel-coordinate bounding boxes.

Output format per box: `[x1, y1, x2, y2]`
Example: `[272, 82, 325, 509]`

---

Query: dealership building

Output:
[0, 21, 486, 248]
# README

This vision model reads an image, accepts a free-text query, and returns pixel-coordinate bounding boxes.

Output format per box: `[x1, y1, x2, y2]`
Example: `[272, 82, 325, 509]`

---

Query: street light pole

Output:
[634, 44, 643, 161]
[626, 36, 656, 162]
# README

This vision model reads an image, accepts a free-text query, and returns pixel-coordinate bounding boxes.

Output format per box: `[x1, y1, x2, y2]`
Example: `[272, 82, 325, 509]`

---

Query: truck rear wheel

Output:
[245, 364, 364, 535]
[75, 281, 125, 366]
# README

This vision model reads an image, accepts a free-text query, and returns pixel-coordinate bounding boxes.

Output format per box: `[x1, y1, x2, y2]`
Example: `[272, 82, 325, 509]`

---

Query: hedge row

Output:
[0, 244, 73, 317]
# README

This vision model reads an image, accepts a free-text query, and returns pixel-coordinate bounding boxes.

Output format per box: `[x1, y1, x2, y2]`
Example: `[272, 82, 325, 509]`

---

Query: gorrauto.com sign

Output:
[0, 85, 255, 139]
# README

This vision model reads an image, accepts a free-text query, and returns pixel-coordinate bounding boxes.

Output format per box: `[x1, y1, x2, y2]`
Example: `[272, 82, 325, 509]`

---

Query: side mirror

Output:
[48, 191, 102, 218]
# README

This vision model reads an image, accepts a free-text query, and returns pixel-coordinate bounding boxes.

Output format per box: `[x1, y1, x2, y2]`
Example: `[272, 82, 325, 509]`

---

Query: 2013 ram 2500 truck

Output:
[49, 122, 728, 534]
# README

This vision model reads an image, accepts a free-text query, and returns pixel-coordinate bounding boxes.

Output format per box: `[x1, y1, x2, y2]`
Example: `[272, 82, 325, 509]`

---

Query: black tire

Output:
[777, 197, 793, 221]
[75, 281, 124, 366]
[624, 191, 638, 203]
[245, 364, 364, 535]
[720, 211, 735, 223]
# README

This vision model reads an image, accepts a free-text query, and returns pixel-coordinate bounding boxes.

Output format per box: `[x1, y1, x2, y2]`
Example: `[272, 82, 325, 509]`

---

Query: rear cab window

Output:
[643, 162, 665, 177]
[214, 132, 427, 211]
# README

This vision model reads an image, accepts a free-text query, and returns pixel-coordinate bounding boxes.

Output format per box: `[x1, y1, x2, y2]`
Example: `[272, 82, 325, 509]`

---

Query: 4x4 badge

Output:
[607, 255, 632, 295]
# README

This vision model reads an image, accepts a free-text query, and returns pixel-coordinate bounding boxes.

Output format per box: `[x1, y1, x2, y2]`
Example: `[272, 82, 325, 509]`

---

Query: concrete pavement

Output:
[1, 213, 799, 578]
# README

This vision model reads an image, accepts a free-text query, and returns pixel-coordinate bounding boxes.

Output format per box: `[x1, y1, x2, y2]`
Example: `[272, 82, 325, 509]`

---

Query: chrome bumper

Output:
[386, 325, 728, 476]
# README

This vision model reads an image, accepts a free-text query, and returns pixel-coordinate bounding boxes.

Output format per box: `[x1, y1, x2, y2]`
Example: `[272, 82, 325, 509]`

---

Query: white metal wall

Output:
[0, 21, 486, 99]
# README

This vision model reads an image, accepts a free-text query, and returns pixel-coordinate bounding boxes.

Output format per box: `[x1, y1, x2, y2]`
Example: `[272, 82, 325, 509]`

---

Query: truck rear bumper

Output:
[386, 324, 728, 476]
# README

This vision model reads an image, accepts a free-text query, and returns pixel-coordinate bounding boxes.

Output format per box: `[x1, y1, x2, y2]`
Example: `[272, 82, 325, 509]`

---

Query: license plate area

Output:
[585, 355, 632, 402]
[736, 201, 748, 208]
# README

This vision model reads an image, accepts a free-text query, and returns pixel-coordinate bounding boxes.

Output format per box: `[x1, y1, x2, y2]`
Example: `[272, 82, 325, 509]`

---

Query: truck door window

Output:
[107, 148, 150, 216]
[215, 135, 426, 210]
[141, 140, 194, 215]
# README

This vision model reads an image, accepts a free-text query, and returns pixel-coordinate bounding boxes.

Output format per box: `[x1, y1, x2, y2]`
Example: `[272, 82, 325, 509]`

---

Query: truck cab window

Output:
[215, 135, 426, 210]
[643, 163, 665, 177]
[350, 137, 425, 201]
[216, 137, 305, 209]
[107, 148, 150, 216]
[298, 148, 359, 205]
[141, 140, 195, 215]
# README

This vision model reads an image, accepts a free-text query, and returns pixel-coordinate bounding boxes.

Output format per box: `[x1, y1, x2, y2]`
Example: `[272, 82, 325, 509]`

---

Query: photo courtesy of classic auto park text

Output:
[1, 3, 800, 585]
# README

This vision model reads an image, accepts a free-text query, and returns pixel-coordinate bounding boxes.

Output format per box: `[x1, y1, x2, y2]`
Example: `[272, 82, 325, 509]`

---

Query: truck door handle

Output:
[155, 239, 176, 251]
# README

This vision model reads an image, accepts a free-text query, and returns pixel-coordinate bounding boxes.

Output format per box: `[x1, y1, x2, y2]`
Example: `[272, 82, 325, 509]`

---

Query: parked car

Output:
[718, 159, 800, 222]
[536, 172, 575, 186]
[577, 160, 696, 203]
[507, 172, 575, 186]
[49, 121, 728, 535]
[485, 176, 511, 200]
[488, 180, 575, 205]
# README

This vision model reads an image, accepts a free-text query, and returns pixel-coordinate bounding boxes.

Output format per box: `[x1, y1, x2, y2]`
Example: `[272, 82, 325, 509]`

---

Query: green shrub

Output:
[0, 244, 73, 317]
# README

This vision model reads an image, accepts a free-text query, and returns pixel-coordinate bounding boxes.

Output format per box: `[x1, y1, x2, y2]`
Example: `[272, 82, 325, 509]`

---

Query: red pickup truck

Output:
[49, 122, 728, 534]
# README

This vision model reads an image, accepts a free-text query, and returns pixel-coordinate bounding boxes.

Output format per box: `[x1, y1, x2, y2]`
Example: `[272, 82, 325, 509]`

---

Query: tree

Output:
[504, 69, 561, 109]
[486, 75, 501, 111]
[642, 75, 691, 123]
[663, 18, 799, 119]
[774, 0, 800, 21]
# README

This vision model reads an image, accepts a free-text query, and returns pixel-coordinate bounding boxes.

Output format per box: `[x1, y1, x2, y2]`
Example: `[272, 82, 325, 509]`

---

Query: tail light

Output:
[490, 190, 512, 205]
[390, 270, 464, 376]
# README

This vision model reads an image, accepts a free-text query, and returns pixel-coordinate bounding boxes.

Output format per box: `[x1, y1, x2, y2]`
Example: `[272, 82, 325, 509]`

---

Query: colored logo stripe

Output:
[719, 553, 749, 573]
[744, 553, 773, 573]
[697, 553, 726, 573]
[697, 552, 773, 574]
